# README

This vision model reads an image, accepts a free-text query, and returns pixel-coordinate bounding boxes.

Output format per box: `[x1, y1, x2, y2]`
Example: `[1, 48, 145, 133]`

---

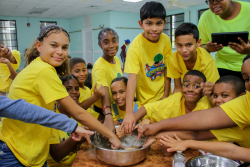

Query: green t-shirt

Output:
[198, 1, 250, 72]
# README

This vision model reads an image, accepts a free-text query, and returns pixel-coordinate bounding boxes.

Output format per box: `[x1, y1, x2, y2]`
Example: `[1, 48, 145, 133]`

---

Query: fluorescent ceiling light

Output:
[123, 0, 142, 2]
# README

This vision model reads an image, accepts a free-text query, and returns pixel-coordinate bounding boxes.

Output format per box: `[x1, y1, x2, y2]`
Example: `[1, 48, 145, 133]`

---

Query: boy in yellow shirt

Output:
[0, 44, 21, 95]
[142, 75, 250, 150]
[117, 70, 212, 139]
[167, 23, 220, 94]
[122, 1, 172, 135]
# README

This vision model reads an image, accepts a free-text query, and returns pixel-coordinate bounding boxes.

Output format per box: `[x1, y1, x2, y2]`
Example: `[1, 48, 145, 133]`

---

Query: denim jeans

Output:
[0, 141, 47, 167]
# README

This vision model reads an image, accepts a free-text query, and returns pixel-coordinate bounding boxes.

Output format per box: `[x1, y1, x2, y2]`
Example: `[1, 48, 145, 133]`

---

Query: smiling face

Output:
[212, 82, 237, 107]
[63, 78, 80, 103]
[0, 44, 12, 58]
[36, 31, 69, 67]
[98, 31, 119, 58]
[139, 17, 166, 43]
[182, 75, 204, 103]
[208, 0, 232, 16]
[71, 62, 87, 85]
[242, 58, 250, 92]
[111, 81, 126, 110]
[175, 35, 201, 62]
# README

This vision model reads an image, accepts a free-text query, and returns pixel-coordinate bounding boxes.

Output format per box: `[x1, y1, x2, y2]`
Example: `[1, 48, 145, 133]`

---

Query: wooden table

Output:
[72, 140, 201, 167]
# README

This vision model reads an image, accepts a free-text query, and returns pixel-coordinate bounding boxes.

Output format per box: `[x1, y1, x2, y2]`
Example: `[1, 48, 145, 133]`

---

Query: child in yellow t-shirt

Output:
[109, 77, 141, 138]
[0, 25, 122, 167]
[48, 74, 85, 167]
[70, 57, 104, 120]
[91, 28, 123, 132]
[0, 44, 21, 95]
[122, 1, 172, 135]
[167, 23, 220, 94]
[134, 70, 212, 127]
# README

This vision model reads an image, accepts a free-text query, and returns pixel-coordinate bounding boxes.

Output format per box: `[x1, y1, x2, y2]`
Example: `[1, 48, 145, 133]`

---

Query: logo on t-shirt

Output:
[145, 53, 165, 81]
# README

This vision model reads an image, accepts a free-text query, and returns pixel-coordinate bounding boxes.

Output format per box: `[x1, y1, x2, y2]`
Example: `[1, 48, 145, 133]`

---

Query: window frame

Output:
[198, 8, 209, 20]
[40, 21, 57, 30]
[0, 19, 18, 51]
[164, 13, 185, 49]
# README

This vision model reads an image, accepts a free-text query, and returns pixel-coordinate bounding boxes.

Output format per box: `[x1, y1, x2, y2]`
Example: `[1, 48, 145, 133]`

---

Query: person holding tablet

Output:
[198, 0, 250, 79]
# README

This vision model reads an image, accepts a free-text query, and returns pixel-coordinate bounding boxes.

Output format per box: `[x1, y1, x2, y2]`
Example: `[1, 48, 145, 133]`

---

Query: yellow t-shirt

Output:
[124, 33, 172, 107]
[91, 56, 122, 108]
[211, 126, 250, 148]
[144, 92, 213, 122]
[167, 47, 219, 83]
[47, 129, 77, 167]
[220, 91, 250, 130]
[112, 101, 137, 121]
[0, 50, 21, 92]
[0, 57, 69, 167]
[79, 87, 99, 119]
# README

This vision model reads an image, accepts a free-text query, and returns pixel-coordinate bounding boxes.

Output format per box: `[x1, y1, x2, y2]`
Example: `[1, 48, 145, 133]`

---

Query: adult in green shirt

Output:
[198, 0, 250, 80]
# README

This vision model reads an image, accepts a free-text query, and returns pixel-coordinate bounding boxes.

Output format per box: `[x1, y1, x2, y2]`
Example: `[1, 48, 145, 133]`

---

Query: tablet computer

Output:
[211, 31, 249, 46]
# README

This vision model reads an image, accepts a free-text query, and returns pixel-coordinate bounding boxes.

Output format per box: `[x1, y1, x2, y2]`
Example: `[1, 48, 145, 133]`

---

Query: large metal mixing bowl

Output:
[186, 155, 239, 167]
[90, 126, 152, 166]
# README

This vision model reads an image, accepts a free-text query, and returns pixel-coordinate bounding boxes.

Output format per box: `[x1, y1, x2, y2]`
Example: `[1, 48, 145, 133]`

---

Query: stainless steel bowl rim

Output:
[186, 154, 239, 165]
[91, 142, 153, 152]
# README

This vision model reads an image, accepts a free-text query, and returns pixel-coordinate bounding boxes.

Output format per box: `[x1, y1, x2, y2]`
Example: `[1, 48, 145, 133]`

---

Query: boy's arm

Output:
[173, 78, 182, 94]
[78, 84, 105, 110]
[139, 106, 236, 137]
[0, 96, 78, 133]
[120, 73, 137, 135]
[143, 130, 215, 147]
[162, 68, 171, 99]
[161, 135, 250, 162]
[0, 58, 17, 80]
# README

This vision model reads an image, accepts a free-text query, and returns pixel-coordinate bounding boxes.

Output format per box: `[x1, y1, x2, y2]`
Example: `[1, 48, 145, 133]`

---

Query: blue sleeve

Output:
[0, 96, 78, 133]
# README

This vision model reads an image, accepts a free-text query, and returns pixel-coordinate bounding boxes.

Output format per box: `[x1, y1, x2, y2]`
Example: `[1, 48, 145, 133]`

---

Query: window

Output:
[0, 20, 18, 51]
[40, 21, 57, 30]
[164, 13, 184, 49]
[198, 8, 209, 20]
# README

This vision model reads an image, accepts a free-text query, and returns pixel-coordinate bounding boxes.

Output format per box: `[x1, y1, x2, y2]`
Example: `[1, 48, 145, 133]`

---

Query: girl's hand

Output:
[0, 57, 10, 64]
[159, 134, 188, 152]
[93, 84, 105, 99]
[228, 38, 250, 54]
[115, 126, 125, 139]
[71, 126, 94, 143]
[120, 113, 136, 135]
[109, 134, 126, 150]
[205, 41, 223, 52]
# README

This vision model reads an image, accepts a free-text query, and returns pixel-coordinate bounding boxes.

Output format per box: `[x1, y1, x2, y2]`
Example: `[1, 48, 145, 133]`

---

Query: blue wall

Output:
[0, 16, 69, 69]
[3, 1, 250, 68]
[68, 16, 83, 59]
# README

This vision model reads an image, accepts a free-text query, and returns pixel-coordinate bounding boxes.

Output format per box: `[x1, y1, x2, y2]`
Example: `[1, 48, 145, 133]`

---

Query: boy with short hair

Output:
[141, 75, 250, 149]
[167, 23, 220, 93]
[117, 70, 212, 139]
[122, 1, 172, 134]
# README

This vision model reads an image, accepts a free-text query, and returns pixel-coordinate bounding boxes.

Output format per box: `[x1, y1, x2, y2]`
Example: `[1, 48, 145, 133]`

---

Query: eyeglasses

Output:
[205, 0, 223, 5]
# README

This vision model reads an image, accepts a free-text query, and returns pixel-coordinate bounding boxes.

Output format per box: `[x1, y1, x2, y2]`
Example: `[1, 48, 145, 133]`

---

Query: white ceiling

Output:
[0, 0, 206, 19]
